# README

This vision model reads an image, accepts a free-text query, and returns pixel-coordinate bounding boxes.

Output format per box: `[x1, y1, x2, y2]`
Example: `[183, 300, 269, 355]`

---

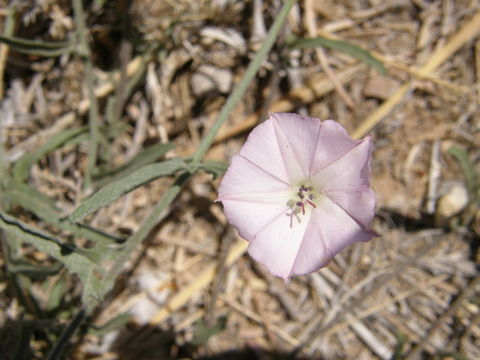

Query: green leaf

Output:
[94, 142, 175, 187]
[0, 213, 87, 259]
[0, 34, 73, 57]
[89, 313, 131, 336]
[289, 36, 385, 75]
[192, 317, 227, 345]
[46, 278, 67, 312]
[6, 259, 63, 278]
[448, 146, 479, 201]
[192, 160, 228, 179]
[0, 212, 104, 305]
[391, 332, 406, 360]
[8, 182, 60, 221]
[7, 182, 125, 245]
[100, 174, 189, 297]
[68, 158, 190, 222]
[13, 127, 88, 182]
[105, 58, 147, 126]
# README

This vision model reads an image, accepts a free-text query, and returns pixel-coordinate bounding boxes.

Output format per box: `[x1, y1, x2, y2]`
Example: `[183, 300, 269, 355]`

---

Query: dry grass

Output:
[0, 0, 479, 359]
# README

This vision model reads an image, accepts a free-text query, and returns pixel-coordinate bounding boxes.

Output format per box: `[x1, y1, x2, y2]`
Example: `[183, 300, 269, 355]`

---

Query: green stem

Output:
[102, 0, 297, 291]
[0, 6, 16, 192]
[89, 0, 297, 310]
[103, 173, 190, 291]
[0, 6, 16, 99]
[45, 307, 86, 360]
[192, 0, 297, 162]
[73, 0, 100, 189]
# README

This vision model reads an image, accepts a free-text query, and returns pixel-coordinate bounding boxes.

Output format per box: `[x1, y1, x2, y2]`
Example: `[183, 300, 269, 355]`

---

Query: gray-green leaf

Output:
[0, 213, 104, 305]
[68, 158, 190, 222]
[0, 34, 73, 57]
[289, 36, 385, 75]
[13, 127, 88, 182]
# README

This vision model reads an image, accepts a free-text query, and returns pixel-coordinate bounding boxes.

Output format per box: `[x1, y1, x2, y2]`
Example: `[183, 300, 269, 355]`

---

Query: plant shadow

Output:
[108, 322, 322, 360]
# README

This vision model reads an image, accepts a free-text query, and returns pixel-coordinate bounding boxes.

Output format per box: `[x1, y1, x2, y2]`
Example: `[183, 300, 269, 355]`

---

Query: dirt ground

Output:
[0, 0, 479, 359]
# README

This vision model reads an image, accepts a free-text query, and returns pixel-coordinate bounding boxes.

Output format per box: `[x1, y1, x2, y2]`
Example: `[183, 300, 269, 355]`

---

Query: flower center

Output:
[287, 183, 318, 227]
[294, 184, 317, 215]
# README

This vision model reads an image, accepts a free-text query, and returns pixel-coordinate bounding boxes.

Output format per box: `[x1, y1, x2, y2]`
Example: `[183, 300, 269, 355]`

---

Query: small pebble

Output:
[435, 184, 469, 226]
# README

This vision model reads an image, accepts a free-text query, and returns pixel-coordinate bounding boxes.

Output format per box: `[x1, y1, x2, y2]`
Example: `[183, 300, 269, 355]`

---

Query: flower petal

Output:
[312, 136, 374, 227]
[218, 154, 292, 240]
[218, 112, 377, 280]
[310, 120, 363, 176]
[221, 200, 289, 241]
[290, 196, 375, 277]
[325, 188, 376, 229]
[238, 118, 291, 184]
[218, 154, 290, 198]
[270, 113, 321, 183]
[248, 209, 311, 280]
[312, 136, 372, 191]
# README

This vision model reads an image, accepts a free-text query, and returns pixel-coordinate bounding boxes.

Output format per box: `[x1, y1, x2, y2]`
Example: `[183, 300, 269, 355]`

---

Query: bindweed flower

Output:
[218, 113, 376, 280]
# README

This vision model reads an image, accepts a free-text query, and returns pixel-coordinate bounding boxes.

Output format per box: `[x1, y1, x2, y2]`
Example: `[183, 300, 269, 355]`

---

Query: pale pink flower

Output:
[218, 113, 376, 280]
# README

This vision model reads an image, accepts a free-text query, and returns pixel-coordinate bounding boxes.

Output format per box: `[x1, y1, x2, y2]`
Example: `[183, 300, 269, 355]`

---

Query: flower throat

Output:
[295, 184, 316, 215]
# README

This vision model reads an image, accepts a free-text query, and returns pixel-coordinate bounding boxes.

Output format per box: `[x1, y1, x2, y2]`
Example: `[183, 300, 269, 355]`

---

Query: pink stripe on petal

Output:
[222, 201, 290, 242]
[248, 210, 312, 281]
[312, 136, 372, 192]
[239, 119, 291, 184]
[218, 155, 290, 199]
[310, 120, 363, 176]
[270, 113, 321, 183]
[325, 188, 376, 229]
[219, 190, 291, 204]
[289, 213, 335, 277]
[290, 196, 375, 277]
[316, 196, 376, 249]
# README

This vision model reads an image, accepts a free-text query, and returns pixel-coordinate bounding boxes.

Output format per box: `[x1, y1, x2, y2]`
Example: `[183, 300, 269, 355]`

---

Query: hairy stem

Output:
[192, 0, 298, 162]
[73, 0, 100, 189]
